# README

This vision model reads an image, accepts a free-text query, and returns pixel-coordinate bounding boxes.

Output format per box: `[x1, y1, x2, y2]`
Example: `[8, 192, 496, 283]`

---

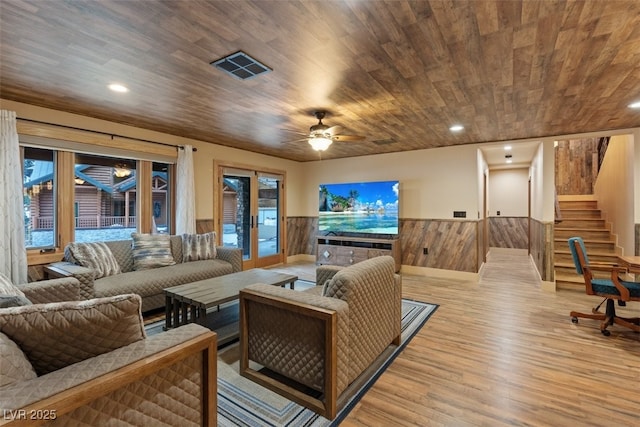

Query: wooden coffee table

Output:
[163, 269, 298, 338]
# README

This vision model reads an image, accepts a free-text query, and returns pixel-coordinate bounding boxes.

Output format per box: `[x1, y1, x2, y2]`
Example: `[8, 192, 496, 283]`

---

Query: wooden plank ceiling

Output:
[1, 0, 639, 162]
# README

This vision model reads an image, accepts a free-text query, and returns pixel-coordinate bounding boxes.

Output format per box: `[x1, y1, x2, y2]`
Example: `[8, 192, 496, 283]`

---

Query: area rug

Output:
[216, 297, 437, 426]
[144, 281, 438, 425]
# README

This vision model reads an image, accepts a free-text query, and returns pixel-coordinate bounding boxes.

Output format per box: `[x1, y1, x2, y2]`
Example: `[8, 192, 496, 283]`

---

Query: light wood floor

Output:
[271, 249, 640, 426]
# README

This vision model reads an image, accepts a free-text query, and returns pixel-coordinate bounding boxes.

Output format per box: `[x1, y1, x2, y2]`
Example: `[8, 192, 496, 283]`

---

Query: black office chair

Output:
[567, 237, 640, 336]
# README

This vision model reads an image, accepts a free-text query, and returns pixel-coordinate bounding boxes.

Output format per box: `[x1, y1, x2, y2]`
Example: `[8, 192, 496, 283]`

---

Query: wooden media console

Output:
[316, 235, 401, 272]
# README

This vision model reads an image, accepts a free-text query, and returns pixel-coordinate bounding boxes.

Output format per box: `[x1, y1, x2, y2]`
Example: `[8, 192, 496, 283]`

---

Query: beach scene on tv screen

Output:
[319, 180, 399, 234]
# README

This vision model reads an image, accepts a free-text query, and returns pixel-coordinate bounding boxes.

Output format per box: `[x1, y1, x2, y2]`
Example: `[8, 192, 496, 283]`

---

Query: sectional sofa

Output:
[54, 233, 242, 312]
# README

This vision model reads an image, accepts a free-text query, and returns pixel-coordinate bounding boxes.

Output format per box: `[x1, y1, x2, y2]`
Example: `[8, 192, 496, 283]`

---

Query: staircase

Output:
[554, 196, 619, 291]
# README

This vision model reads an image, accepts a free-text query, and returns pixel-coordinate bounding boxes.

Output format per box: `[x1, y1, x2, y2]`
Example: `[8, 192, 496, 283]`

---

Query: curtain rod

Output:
[17, 117, 197, 151]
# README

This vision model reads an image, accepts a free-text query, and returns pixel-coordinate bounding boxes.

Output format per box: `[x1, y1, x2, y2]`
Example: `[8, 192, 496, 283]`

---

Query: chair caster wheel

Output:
[571, 317, 578, 323]
[601, 329, 611, 336]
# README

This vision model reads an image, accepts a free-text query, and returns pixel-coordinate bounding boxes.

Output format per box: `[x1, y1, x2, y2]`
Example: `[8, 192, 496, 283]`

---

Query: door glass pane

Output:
[222, 175, 251, 260]
[258, 176, 279, 258]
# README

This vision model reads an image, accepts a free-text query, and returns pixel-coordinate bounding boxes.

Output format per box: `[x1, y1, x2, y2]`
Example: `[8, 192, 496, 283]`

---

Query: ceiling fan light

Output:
[309, 137, 333, 151]
[114, 166, 132, 178]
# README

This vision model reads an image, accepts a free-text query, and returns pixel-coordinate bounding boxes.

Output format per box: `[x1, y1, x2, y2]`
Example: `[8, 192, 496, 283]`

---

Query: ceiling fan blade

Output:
[281, 138, 309, 144]
[333, 134, 365, 141]
[326, 125, 343, 135]
[280, 128, 310, 136]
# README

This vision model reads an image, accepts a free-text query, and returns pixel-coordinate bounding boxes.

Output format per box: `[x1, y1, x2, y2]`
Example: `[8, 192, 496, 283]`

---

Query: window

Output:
[152, 162, 171, 234]
[19, 126, 177, 262]
[74, 154, 138, 243]
[22, 147, 56, 249]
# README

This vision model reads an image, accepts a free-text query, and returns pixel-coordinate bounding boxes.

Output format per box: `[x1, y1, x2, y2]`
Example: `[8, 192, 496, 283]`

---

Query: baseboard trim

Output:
[286, 254, 315, 263]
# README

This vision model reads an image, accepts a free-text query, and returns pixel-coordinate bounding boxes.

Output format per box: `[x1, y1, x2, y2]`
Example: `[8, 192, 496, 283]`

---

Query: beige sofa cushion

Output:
[0, 294, 145, 375]
[0, 331, 37, 387]
[67, 242, 121, 278]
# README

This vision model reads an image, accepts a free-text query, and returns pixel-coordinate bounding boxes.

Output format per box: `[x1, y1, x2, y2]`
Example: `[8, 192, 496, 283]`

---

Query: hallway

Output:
[479, 247, 541, 288]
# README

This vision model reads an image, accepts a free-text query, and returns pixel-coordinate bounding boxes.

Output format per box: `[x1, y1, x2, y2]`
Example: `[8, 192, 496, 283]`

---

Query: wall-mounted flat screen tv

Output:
[319, 180, 399, 235]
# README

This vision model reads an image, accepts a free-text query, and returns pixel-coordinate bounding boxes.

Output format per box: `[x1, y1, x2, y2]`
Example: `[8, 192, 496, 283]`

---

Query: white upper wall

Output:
[293, 144, 481, 219]
[488, 168, 529, 217]
[529, 140, 555, 222]
[477, 149, 488, 218]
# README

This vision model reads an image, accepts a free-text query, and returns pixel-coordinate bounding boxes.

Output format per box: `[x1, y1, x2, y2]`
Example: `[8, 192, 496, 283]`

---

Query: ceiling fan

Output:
[283, 111, 365, 151]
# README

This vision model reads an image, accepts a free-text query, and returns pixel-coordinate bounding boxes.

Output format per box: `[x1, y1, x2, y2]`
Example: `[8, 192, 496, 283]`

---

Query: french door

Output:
[215, 163, 285, 269]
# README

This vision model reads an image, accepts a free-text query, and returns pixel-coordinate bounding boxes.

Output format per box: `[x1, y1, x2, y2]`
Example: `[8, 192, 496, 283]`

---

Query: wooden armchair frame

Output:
[239, 288, 339, 419]
[1, 329, 217, 426]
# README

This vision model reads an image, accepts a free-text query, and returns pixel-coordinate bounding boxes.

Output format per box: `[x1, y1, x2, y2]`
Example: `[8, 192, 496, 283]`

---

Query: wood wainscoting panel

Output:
[489, 217, 528, 249]
[196, 219, 214, 234]
[286, 217, 481, 273]
[477, 218, 487, 267]
[400, 219, 478, 273]
[530, 218, 554, 282]
[286, 217, 318, 256]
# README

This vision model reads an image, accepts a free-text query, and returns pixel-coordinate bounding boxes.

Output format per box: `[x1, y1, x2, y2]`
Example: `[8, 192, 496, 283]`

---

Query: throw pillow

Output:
[131, 233, 176, 270]
[182, 232, 217, 262]
[0, 294, 145, 376]
[0, 272, 26, 298]
[0, 295, 32, 308]
[67, 242, 121, 279]
[0, 332, 37, 387]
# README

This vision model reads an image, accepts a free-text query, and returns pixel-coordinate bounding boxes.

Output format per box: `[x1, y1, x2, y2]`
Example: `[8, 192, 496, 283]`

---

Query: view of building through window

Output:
[22, 146, 173, 248]
[73, 154, 139, 243]
[22, 147, 56, 249]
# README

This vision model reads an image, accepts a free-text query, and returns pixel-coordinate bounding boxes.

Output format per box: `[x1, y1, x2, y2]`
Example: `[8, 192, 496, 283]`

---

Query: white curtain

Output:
[175, 145, 196, 235]
[0, 110, 28, 284]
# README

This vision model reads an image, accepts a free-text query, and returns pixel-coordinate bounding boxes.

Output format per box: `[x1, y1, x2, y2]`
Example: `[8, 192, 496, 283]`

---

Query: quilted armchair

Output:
[238, 255, 401, 419]
[0, 292, 217, 426]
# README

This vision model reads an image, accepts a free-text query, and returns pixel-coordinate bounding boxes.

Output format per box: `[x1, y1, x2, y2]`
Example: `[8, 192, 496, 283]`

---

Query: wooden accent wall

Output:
[555, 138, 599, 195]
[400, 219, 478, 273]
[285, 217, 480, 272]
[530, 218, 554, 281]
[286, 217, 318, 256]
[489, 217, 528, 249]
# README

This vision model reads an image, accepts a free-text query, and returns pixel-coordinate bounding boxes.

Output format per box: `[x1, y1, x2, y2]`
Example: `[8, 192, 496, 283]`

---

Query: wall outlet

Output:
[497, 210, 501, 215]
[423, 247, 429, 255]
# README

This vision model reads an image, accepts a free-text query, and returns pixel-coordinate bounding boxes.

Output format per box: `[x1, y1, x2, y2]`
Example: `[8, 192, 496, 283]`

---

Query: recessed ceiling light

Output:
[628, 101, 640, 109]
[108, 83, 129, 93]
[449, 124, 464, 132]
[504, 145, 512, 150]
